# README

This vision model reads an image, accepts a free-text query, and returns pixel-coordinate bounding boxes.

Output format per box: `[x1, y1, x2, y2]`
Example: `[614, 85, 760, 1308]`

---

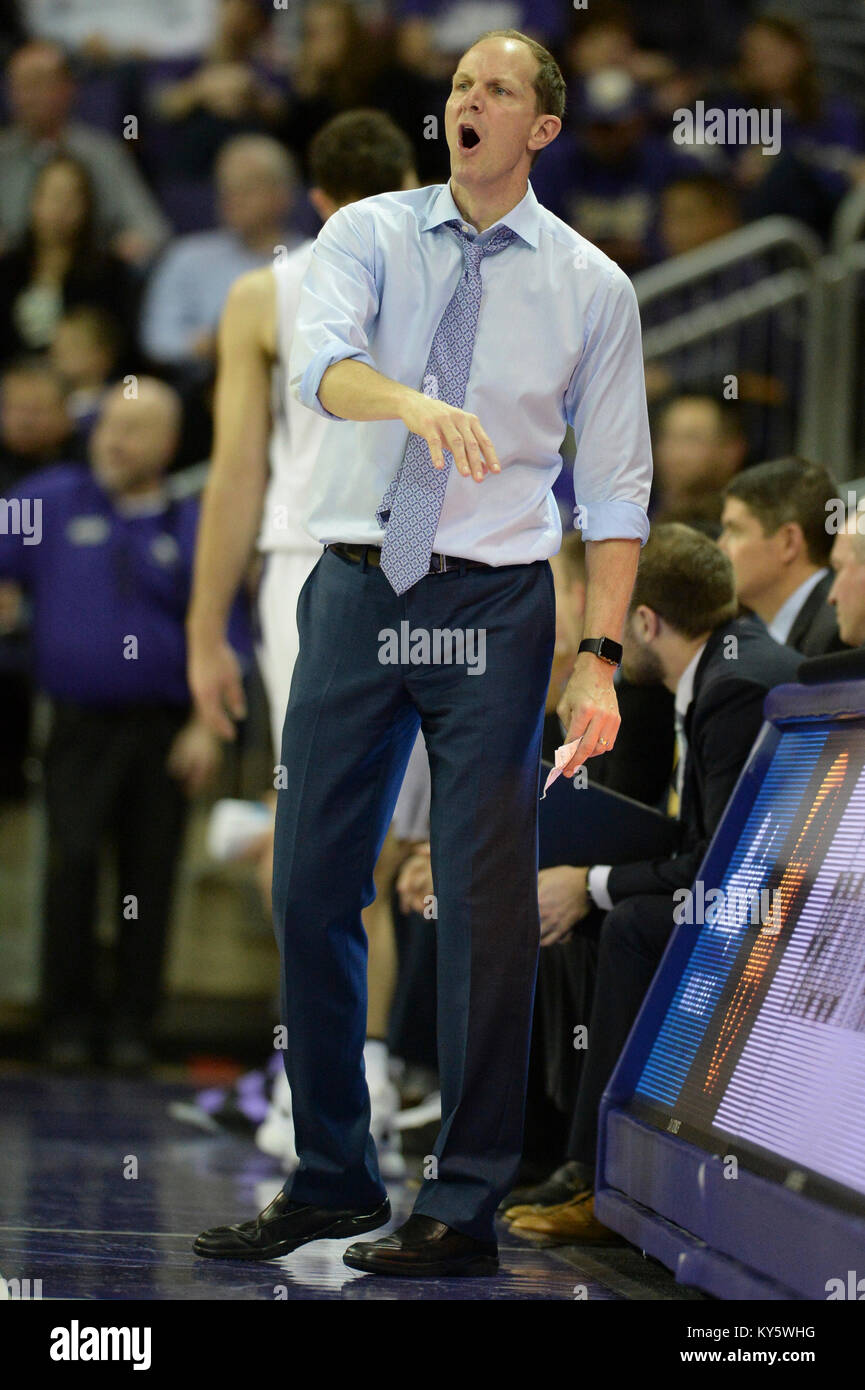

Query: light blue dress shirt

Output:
[289, 179, 652, 565]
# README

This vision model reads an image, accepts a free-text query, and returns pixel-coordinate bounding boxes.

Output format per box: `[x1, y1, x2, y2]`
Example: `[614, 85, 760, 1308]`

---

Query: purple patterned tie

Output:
[376, 221, 517, 595]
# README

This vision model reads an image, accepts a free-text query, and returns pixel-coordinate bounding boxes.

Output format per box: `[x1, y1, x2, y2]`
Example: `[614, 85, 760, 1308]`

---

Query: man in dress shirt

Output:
[719, 458, 846, 657]
[195, 27, 652, 1279]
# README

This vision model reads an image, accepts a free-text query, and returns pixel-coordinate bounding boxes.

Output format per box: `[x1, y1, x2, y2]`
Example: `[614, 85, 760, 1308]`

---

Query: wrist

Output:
[578, 636, 622, 668]
[573, 649, 617, 678]
[399, 382, 431, 422]
[187, 612, 229, 645]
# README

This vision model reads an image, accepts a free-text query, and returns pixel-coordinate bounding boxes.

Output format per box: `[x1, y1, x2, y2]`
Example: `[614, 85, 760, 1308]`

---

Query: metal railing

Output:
[825, 241, 865, 473]
[633, 215, 863, 479]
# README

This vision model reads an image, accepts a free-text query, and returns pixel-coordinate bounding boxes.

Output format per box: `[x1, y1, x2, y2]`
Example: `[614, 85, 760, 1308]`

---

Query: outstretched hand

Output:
[400, 394, 500, 482]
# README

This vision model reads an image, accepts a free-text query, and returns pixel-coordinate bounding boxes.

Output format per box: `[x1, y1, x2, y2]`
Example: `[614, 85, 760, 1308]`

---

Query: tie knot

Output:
[447, 220, 517, 264]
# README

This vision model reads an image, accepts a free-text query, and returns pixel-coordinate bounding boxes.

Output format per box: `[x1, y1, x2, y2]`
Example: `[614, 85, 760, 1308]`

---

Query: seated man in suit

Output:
[534, 531, 674, 1150]
[718, 457, 846, 657]
[505, 524, 802, 1239]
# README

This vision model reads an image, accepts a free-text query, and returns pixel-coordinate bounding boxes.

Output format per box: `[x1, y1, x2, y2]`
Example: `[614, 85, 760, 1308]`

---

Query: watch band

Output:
[578, 636, 623, 667]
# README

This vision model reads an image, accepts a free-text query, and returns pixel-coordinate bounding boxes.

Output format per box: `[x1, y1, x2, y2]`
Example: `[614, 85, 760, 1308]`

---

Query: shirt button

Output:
[461, 223, 470, 233]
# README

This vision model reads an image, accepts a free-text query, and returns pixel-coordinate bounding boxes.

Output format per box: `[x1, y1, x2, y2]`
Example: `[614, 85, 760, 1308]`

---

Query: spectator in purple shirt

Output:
[0, 378, 250, 1071]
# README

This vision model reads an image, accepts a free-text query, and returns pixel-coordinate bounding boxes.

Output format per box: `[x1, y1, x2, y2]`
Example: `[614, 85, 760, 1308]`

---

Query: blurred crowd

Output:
[1, 0, 863, 481]
[2, 0, 865, 1206]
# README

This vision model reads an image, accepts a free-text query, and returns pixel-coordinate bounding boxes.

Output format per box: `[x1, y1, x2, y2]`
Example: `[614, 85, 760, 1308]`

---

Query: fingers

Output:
[558, 703, 591, 774]
[190, 650, 246, 741]
[574, 716, 617, 764]
[539, 918, 573, 947]
[561, 714, 620, 773]
[225, 673, 248, 722]
[196, 688, 238, 742]
[427, 411, 500, 480]
[472, 420, 500, 474]
[427, 428, 446, 471]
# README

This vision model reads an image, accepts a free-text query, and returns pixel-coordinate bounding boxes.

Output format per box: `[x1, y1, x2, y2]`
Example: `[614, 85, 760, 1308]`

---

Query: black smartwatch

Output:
[578, 636, 623, 668]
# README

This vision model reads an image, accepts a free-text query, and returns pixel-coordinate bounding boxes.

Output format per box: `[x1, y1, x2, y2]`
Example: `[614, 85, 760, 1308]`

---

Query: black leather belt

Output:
[327, 542, 494, 574]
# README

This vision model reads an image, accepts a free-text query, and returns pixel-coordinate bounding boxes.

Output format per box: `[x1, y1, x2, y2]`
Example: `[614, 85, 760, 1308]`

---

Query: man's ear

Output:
[779, 520, 805, 563]
[308, 186, 338, 222]
[633, 604, 660, 642]
[528, 113, 562, 160]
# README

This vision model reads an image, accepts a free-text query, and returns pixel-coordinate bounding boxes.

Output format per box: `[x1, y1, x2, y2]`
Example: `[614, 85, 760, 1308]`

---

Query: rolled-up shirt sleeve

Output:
[565, 263, 652, 544]
[289, 203, 380, 421]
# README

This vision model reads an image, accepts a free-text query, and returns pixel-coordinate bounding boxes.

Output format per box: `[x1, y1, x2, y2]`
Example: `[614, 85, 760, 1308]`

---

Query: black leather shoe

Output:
[343, 1214, 498, 1277]
[194, 1191, 391, 1260]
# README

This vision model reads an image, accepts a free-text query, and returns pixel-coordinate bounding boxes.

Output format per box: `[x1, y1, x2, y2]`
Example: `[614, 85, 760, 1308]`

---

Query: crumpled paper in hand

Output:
[541, 739, 582, 798]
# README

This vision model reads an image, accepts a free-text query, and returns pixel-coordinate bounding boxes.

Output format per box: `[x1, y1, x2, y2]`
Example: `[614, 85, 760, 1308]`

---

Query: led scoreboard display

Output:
[632, 723, 865, 1211]
[596, 668, 865, 1298]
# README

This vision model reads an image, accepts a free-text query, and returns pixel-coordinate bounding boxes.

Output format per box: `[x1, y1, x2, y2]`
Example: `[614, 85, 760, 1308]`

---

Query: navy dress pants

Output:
[272, 545, 556, 1241]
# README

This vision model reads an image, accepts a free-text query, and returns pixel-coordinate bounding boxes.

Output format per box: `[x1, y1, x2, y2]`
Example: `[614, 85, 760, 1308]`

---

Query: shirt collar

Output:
[675, 641, 708, 723]
[421, 179, 540, 249]
[767, 568, 829, 644]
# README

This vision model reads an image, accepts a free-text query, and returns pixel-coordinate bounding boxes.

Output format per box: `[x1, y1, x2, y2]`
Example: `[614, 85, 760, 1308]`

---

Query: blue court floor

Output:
[0, 1068, 693, 1301]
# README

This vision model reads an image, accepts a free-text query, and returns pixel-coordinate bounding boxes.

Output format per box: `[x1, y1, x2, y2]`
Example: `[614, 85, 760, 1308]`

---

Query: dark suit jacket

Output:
[786, 572, 846, 657]
[606, 616, 801, 902]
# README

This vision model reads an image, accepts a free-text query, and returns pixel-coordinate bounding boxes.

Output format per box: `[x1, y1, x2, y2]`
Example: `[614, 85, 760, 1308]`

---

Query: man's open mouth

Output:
[459, 123, 481, 150]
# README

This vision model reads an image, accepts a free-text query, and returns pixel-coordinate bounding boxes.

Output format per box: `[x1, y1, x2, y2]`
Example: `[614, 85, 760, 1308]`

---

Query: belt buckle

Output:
[434, 552, 448, 574]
